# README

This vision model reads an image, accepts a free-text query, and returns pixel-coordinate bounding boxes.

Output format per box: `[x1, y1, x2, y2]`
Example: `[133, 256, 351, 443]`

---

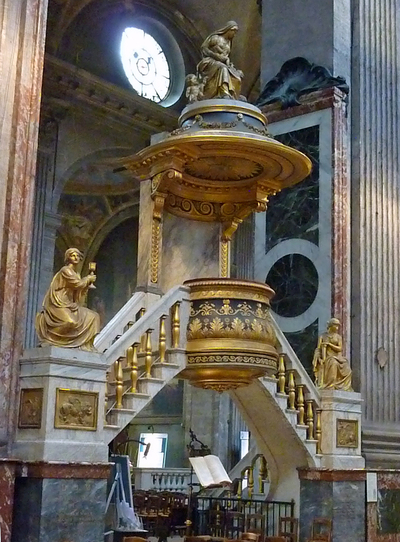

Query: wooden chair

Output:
[279, 517, 299, 542]
[184, 536, 212, 542]
[241, 533, 260, 542]
[244, 514, 265, 542]
[264, 537, 286, 542]
[123, 537, 147, 542]
[307, 518, 332, 542]
[224, 510, 245, 539]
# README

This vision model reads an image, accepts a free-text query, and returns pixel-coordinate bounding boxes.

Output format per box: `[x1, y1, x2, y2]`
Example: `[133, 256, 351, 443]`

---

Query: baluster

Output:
[159, 315, 167, 363]
[259, 455, 268, 494]
[297, 384, 305, 425]
[278, 353, 286, 394]
[115, 356, 124, 409]
[171, 301, 181, 348]
[306, 400, 315, 440]
[127, 320, 134, 329]
[316, 408, 322, 454]
[104, 370, 110, 419]
[127, 343, 139, 392]
[145, 329, 153, 377]
[248, 466, 254, 499]
[215, 501, 221, 536]
[139, 308, 146, 352]
[237, 477, 242, 499]
[287, 370, 296, 410]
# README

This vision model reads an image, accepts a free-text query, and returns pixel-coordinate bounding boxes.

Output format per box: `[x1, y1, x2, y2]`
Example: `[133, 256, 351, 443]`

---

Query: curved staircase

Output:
[95, 285, 322, 505]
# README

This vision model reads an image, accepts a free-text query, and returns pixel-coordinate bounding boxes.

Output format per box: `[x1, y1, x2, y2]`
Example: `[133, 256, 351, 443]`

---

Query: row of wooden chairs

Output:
[183, 516, 331, 542]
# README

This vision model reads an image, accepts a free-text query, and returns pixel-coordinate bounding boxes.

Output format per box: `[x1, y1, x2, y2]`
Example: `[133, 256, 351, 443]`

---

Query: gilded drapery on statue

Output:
[186, 21, 244, 102]
[35, 248, 100, 351]
[312, 318, 353, 391]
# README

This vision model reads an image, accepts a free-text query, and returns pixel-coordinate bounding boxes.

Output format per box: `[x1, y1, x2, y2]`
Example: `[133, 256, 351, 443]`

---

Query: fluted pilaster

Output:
[352, 0, 400, 429]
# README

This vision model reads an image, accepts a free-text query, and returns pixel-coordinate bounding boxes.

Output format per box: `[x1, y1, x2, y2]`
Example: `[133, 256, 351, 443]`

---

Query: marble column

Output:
[183, 383, 231, 468]
[351, 0, 400, 464]
[0, 0, 49, 454]
[24, 120, 61, 348]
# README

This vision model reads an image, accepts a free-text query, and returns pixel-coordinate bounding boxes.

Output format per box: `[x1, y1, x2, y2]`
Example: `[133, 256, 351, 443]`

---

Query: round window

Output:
[120, 27, 171, 104]
[266, 254, 318, 318]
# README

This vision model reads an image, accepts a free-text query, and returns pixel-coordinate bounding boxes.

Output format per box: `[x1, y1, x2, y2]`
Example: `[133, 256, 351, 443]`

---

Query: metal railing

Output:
[193, 496, 294, 540]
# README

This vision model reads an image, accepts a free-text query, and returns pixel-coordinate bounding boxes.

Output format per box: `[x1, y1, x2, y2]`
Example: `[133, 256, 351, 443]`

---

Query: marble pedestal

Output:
[298, 469, 366, 542]
[319, 389, 365, 469]
[11, 461, 110, 542]
[12, 346, 110, 462]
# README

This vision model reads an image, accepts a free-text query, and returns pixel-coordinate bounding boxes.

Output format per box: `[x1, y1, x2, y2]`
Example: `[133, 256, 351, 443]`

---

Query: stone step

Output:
[138, 376, 165, 395]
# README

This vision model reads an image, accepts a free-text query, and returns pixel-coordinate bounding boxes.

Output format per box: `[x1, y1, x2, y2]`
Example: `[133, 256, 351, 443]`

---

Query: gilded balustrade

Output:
[104, 306, 181, 417]
[274, 353, 321, 447]
[233, 455, 269, 500]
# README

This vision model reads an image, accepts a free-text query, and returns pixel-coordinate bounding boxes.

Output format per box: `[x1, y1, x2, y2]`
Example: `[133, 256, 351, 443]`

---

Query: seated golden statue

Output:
[35, 248, 100, 351]
[312, 318, 353, 391]
[195, 21, 244, 100]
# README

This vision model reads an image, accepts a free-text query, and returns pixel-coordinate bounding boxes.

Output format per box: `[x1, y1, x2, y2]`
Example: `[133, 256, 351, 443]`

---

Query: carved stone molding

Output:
[256, 57, 349, 109]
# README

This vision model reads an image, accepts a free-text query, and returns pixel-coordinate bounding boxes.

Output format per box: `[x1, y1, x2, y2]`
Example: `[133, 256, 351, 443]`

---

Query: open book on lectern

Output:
[189, 454, 232, 488]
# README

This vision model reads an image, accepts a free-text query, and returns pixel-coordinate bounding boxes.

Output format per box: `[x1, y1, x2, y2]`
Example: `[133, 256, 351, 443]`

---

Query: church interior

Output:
[1, 0, 400, 541]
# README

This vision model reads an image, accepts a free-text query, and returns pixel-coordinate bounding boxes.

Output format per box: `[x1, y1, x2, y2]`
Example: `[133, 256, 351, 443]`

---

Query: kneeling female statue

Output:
[35, 248, 100, 351]
[312, 318, 353, 391]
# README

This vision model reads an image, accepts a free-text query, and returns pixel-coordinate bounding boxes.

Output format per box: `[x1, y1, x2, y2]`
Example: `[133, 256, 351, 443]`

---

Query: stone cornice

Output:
[43, 54, 179, 135]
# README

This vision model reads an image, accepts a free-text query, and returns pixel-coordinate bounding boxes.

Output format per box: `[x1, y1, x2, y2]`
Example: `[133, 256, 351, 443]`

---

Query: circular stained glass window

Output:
[120, 27, 171, 103]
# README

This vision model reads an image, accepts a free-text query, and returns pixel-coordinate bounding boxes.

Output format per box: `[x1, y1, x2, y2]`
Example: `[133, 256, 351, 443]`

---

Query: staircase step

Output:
[123, 392, 152, 411]
[110, 407, 136, 415]
[274, 393, 289, 410]
[138, 376, 165, 395]
[152, 362, 181, 379]
[285, 408, 299, 427]
[295, 424, 308, 441]
[262, 376, 279, 395]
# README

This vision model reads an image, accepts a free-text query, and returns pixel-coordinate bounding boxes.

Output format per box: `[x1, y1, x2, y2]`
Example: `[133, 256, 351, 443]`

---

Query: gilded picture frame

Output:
[54, 388, 98, 431]
[18, 388, 44, 429]
[336, 419, 358, 448]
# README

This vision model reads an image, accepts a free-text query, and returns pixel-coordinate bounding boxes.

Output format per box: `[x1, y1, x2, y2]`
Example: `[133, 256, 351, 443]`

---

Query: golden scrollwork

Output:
[186, 155, 262, 181]
[185, 278, 275, 304]
[55, 388, 98, 431]
[187, 353, 277, 368]
[336, 419, 358, 448]
[220, 239, 230, 278]
[18, 388, 43, 429]
[188, 314, 275, 343]
[150, 194, 166, 284]
[194, 114, 237, 130]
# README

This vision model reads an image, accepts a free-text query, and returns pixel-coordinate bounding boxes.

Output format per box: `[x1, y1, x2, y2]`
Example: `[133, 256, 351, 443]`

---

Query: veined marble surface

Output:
[161, 214, 220, 291]
[255, 109, 334, 373]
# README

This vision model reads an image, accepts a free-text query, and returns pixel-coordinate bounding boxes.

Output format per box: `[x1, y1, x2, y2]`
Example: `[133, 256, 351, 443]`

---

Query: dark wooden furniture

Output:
[278, 517, 299, 542]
